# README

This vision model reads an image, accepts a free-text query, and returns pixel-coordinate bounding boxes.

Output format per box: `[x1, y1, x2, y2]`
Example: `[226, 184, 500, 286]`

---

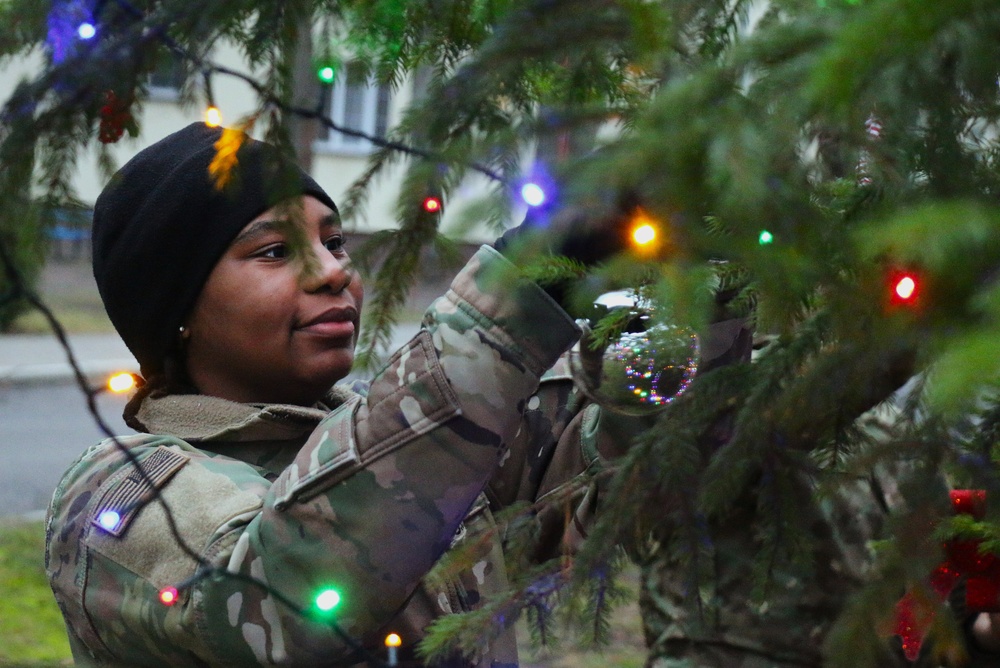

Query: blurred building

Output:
[0, 39, 499, 248]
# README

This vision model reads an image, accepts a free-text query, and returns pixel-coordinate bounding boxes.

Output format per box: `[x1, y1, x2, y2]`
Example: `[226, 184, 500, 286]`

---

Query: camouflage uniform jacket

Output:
[45, 246, 626, 667]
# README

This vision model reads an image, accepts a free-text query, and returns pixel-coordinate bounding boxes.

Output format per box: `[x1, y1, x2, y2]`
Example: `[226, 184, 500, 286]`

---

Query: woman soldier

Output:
[46, 122, 747, 666]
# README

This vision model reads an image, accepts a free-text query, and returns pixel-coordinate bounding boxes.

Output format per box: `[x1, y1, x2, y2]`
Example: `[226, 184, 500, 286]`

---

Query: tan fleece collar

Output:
[127, 385, 357, 442]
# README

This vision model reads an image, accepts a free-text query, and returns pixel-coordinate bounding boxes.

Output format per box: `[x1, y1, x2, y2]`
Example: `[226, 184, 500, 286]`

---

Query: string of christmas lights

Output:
[32, 1, 922, 660]
[8, 1, 968, 665]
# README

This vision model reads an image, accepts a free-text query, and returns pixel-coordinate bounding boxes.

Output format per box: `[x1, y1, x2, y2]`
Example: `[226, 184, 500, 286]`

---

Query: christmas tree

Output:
[5, 0, 1000, 665]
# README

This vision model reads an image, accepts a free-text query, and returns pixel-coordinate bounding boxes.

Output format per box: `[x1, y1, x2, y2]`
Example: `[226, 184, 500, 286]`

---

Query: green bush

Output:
[0, 519, 72, 666]
[0, 201, 47, 332]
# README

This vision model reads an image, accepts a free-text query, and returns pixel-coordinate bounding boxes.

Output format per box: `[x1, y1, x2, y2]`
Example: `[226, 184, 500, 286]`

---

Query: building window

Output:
[317, 62, 391, 153]
[148, 58, 185, 101]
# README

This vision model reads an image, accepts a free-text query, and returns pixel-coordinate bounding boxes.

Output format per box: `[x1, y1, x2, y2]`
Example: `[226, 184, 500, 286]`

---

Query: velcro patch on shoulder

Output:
[90, 446, 189, 538]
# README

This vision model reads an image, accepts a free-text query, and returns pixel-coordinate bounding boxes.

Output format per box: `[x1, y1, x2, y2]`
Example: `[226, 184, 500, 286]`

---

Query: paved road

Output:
[0, 381, 132, 517]
[0, 323, 422, 518]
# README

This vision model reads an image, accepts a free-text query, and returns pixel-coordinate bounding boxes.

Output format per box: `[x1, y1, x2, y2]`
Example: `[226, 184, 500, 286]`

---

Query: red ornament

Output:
[951, 489, 987, 518]
[98, 90, 135, 144]
[893, 490, 1000, 660]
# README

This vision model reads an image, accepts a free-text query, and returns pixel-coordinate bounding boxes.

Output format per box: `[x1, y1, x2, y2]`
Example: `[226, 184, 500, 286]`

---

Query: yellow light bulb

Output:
[632, 223, 657, 246]
[628, 208, 663, 253]
[205, 106, 222, 128]
[385, 633, 402, 648]
[107, 372, 136, 393]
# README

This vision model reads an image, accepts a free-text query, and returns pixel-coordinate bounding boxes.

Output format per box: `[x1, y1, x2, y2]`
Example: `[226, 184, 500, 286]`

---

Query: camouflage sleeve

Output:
[486, 315, 754, 561]
[46, 246, 580, 666]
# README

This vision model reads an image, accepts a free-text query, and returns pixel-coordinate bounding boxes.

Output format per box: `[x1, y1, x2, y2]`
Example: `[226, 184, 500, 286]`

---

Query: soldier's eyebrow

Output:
[232, 213, 342, 247]
[318, 214, 341, 233]
[231, 219, 284, 246]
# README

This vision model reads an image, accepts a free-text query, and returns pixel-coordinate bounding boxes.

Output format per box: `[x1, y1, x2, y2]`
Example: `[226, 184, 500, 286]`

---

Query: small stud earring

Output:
[179, 325, 191, 340]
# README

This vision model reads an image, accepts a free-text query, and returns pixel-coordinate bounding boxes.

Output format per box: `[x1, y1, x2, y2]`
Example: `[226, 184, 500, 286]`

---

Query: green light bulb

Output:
[315, 588, 341, 611]
[758, 230, 774, 245]
[317, 66, 336, 83]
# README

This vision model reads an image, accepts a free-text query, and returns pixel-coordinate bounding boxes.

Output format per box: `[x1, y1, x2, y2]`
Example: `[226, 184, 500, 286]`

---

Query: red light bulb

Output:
[422, 196, 441, 213]
[159, 586, 179, 606]
[894, 274, 918, 302]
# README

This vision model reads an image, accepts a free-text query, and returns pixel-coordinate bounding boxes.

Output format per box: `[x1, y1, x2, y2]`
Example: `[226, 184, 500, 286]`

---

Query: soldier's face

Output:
[183, 195, 364, 406]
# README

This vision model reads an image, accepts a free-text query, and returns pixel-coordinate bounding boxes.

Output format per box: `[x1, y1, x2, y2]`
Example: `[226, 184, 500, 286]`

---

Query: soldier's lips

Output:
[298, 320, 356, 339]
[297, 306, 358, 339]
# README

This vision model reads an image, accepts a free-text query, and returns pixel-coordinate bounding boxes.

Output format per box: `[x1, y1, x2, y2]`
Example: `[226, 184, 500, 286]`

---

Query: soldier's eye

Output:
[258, 244, 288, 259]
[325, 235, 346, 254]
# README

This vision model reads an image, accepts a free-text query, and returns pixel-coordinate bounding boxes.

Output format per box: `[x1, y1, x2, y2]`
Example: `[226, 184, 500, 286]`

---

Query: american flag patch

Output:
[91, 446, 189, 538]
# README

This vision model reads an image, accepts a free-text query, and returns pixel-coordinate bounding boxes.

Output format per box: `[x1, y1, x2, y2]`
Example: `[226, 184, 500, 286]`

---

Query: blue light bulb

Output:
[98, 510, 120, 531]
[520, 183, 546, 207]
[77, 22, 96, 40]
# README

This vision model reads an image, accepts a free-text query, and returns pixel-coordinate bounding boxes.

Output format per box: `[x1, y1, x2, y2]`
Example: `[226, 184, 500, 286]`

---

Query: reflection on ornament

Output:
[570, 321, 700, 415]
[614, 328, 697, 406]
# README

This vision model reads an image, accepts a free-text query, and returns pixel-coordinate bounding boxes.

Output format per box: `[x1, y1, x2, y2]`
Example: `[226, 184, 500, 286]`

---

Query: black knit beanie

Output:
[92, 122, 339, 378]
